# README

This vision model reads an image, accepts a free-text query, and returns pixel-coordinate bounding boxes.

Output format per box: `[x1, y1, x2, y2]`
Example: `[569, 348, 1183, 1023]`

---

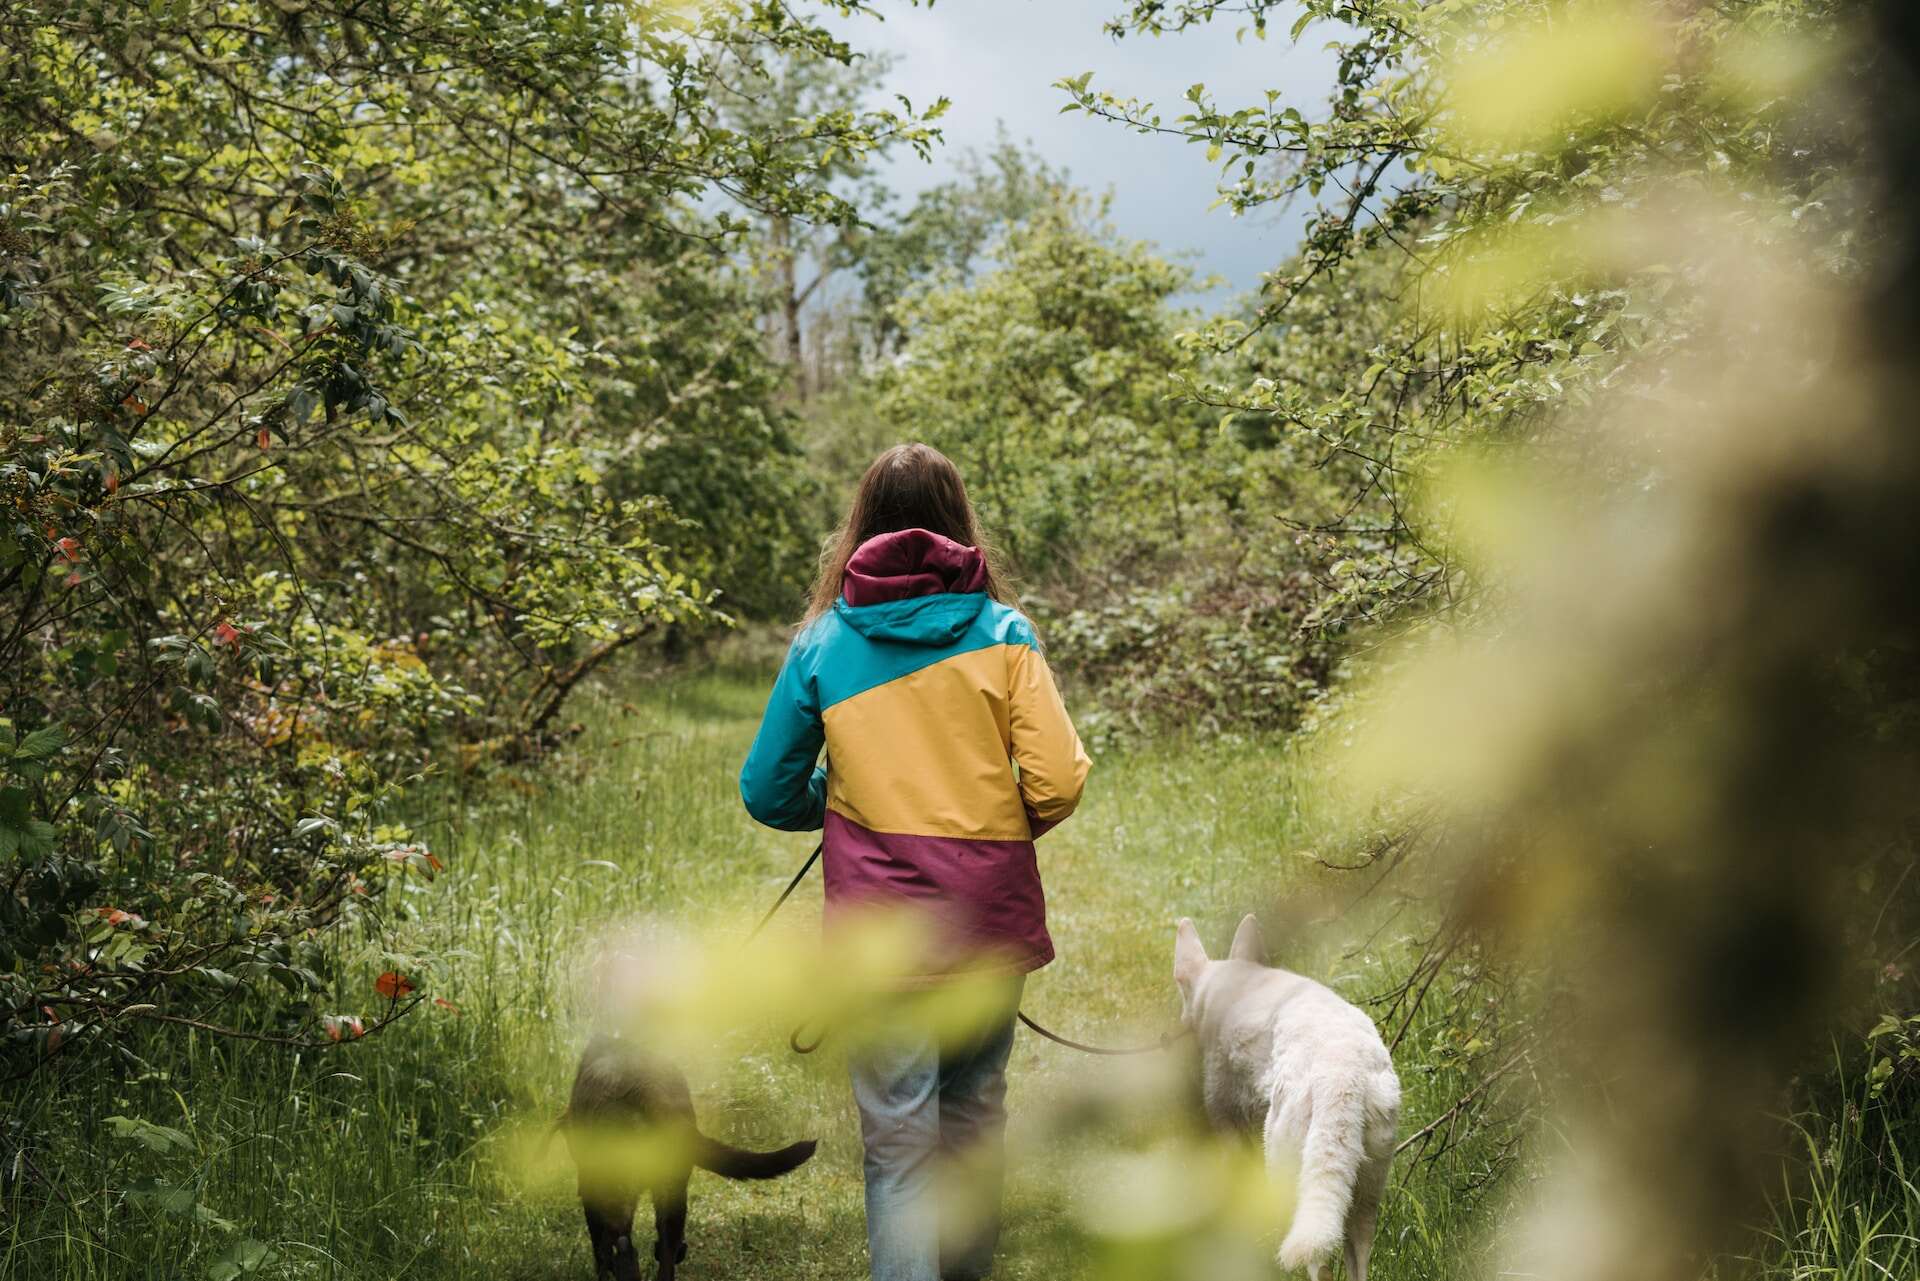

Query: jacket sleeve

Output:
[1008, 641, 1090, 835]
[739, 640, 827, 832]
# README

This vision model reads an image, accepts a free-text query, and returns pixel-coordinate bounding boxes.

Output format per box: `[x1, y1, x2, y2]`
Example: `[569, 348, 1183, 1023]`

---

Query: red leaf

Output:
[257, 427, 271, 451]
[212, 621, 241, 647]
[64, 572, 82, 588]
[424, 851, 444, 873]
[433, 997, 461, 1016]
[105, 470, 119, 494]
[125, 337, 152, 352]
[374, 971, 414, 1000]
[55, 537, 80, 562]
[323, 1014, 366, 1042]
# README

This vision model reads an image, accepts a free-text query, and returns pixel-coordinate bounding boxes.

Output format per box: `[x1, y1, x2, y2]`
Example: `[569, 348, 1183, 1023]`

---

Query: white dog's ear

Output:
[1173, 917, 1208, 987]
[1228, 913, 1265, 964]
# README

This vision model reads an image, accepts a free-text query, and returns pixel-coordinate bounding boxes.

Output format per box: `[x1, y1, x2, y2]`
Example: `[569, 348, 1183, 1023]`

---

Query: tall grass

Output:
[1746, 1047, 1919, 1281]
[2, 657, 1836, 1281]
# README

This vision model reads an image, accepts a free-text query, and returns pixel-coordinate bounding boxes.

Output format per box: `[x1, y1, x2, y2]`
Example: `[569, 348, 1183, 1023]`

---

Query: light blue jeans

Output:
[849, 978, 1024, 1281]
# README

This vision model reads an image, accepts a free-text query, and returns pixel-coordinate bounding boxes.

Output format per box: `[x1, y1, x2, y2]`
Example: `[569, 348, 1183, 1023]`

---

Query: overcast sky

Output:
[821, 1, 1339, 308]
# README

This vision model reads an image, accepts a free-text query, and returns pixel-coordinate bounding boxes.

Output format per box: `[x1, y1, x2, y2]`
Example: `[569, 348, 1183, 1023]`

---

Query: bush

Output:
[0, 2, 936, 1069]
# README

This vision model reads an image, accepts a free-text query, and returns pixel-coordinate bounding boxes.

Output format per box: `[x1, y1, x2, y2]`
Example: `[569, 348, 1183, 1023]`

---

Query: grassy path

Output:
[426, 661, 1319, 1280]
[5, 661, 1474, 1281]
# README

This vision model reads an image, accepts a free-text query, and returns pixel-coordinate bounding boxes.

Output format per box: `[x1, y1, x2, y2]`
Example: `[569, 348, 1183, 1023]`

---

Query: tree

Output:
[878, 190, 1337, 733]
[714, 43, 929, 399]
[852, 134, 1066, 356]
[0, 0, 936, 1065]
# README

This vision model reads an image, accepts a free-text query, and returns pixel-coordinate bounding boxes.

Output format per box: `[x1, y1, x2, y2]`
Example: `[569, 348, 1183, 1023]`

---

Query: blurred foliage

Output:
[1035, 25, 1879, 688]
[1022, 0, 1915, 1274]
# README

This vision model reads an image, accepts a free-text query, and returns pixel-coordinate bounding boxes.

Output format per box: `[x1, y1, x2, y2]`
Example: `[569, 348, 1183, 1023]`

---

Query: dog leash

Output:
[749, 838, 1189, 1057]
[1015, 1011, 1190, 1056]
[747, 839, 824, 943]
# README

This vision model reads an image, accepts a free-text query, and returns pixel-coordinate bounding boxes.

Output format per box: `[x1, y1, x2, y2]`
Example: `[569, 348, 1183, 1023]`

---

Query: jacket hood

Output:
[836, 528, 989, 645]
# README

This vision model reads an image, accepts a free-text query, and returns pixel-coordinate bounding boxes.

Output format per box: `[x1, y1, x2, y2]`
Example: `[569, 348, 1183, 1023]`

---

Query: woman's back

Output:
[738, 443, 1087, 1281]
[740, 527, 1089, 976]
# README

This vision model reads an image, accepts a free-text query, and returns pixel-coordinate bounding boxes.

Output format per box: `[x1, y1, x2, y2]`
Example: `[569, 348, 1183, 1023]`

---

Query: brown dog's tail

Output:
[692, 1134, 817, 1180]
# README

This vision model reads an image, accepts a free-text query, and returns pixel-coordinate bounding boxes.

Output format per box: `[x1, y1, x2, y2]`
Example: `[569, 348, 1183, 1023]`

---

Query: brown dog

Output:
[563, 1034, 817, 1280]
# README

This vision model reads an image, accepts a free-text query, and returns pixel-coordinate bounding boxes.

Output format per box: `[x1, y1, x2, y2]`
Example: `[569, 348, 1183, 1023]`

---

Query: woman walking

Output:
[739, 443, 1090, 1281]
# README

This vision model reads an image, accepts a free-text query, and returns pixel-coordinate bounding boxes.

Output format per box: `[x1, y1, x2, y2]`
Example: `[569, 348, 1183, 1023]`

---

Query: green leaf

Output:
[18, 818, 55, 858]
[208, 1239, 276, 1281]
[105, 1115, 195, 1155]
[13, 725, 63, 760]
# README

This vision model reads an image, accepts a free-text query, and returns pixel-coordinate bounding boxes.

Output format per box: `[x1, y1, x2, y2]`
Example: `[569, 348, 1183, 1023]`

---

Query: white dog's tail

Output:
[1277, 1074, 1371, 1271]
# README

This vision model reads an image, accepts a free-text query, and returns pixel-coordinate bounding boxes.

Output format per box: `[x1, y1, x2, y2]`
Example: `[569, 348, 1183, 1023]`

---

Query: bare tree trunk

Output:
[772, 214, 805, 401]
[517, 624, 656, 748]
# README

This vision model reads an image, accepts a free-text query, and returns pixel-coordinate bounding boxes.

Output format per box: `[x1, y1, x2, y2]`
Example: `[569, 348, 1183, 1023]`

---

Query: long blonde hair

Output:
[805, 443, 1014, 620]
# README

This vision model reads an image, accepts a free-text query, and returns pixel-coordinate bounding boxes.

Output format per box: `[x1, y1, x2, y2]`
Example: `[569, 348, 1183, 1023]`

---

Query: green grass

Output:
[1, 660, 1506, 1281]
[1745, 1047, 1920, 1281]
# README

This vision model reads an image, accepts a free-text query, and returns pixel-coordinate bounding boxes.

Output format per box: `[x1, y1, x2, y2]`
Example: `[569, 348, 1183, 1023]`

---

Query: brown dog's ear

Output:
[1228, 913, 1265, 964]
[1173, 917, 1208, 987]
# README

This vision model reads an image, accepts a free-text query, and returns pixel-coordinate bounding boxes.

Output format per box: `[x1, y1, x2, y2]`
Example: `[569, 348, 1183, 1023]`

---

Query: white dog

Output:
[1173, 915, 1401, 1280]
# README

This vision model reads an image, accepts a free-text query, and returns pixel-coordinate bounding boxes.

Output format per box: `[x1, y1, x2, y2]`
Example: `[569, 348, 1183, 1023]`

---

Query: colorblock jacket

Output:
[739, 528, 1091, 975]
